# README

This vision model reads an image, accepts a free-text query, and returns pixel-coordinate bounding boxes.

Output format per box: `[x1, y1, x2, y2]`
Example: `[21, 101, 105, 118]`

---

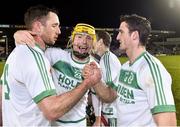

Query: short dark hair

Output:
[96, 30, 112, 48]
[24, 5, 58, 29]
[120, 14, 151, 46]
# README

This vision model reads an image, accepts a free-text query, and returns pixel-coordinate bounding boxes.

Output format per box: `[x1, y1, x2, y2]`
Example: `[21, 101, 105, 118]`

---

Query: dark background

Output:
[0, 0, 180, 54]
[1, 0, 180, 34]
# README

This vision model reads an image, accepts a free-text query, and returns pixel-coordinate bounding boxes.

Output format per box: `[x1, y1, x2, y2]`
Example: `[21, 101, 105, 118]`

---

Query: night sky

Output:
[1, 0, 180, 34]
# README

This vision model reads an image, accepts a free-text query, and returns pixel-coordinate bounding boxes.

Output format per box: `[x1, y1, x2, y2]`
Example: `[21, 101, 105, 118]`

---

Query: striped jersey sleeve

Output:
[25, 47, 56, 103]
[142, 53, 176, 114]
[100, 52, 121, 90]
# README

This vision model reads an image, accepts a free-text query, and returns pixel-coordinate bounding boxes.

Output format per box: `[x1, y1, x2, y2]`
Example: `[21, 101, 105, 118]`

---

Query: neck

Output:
[97, 47, 109, 57]
[72, 52, 90, 63]
[34, 36, 46, 50]
[126, 45, 146, 64]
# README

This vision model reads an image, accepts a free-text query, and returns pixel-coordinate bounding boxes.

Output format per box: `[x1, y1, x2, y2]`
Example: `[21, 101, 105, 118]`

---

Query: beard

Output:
[45, 42, 54, 47]
[72, 50, 90, 59]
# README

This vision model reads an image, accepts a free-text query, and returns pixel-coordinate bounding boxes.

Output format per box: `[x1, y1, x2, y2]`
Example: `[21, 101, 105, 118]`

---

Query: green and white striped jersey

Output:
[45, 48, 98, 126]
[100, 51, 121, 126]
[112, 51, 176, 126]
[1, 45, 56, 126]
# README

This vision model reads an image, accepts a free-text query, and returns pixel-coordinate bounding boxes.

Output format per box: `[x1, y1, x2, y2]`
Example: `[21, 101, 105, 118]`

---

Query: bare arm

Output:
[13, 30, 36, 47]
[93, 82, 117, 103]
[153, 112, 177, 126]
[90, 90, 102, 127]
[38, 75, 101, 121]
[93, 116, 101, 127]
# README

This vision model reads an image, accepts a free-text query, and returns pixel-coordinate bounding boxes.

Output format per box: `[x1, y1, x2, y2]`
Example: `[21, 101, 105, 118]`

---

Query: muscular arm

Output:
[153, 112, 177, 126]
[38, 79, 94, 121]
[13, 30, 36, 47]
[93, 81, 117, 103]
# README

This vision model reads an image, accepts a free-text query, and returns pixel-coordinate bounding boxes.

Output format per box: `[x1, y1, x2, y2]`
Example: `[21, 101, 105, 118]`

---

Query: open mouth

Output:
[78, 46, 88, 52]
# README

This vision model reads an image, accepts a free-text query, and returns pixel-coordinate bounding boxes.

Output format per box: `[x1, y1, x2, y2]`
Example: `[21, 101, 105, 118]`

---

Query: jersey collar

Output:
[32, 44, 45, 54]
[129, 51, 146, 66]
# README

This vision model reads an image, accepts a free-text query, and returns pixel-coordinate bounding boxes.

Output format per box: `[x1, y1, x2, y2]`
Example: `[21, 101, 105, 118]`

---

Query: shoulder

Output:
[101, 51, 121, 65]
[45, 47, 66, 55]
[7, 45, 51, 77]
[45, 47, 69, 63]
[140, 52, 171, 87]
[14, 45, 37, 62]
[142, 52, 168, 73]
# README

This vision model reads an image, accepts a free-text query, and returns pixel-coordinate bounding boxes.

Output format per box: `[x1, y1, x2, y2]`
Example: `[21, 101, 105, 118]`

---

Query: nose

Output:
[116, 32, 120, 41]
[57, 27, 61, 35]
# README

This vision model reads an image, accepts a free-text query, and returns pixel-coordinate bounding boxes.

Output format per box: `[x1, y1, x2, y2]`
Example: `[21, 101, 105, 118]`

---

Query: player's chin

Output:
[53, 37, 58, 42]
[52, 39, 57, 44]
[119, 44, 124, 50]
[46, 41, 55, 46]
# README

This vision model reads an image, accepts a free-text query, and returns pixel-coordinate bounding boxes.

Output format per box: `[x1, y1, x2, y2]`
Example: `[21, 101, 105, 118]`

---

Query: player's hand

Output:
[82, 64, 94, 79]
[82, 62, 102, 87]
[89, 62, 102, 85]
[14, 30, 38, 47]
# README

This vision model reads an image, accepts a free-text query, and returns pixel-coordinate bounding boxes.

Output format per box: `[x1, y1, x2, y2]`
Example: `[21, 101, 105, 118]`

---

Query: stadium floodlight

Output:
[0, 24, 10, 28]
[2, 35, 7, 38]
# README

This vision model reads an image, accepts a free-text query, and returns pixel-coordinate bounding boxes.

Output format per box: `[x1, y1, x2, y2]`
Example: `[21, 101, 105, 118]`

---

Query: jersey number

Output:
[124, 72, 134, 84]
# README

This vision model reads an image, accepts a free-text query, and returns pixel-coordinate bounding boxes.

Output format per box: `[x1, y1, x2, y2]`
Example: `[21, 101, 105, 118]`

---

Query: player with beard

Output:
[13, 23, 101, 127]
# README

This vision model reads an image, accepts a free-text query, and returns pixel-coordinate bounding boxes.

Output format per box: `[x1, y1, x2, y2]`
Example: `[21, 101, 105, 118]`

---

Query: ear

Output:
[131, 31, 139, 41]
[32, 21, 43, 33]
[99, 39, 104, 45]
